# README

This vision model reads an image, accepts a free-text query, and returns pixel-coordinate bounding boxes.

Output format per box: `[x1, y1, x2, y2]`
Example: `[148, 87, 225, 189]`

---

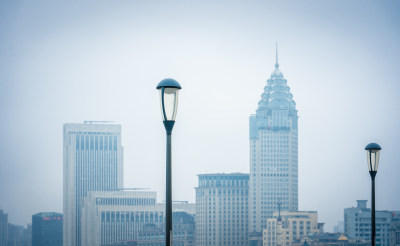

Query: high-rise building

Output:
[344, 200, 395, 246]
[63, 122, 124, 246]
[0, 210, 8, 246]
[24, 224, 31, 246]
[7, 223, 25, 246]
[32, 212, 63, 246]
[262, 211, 319, 246]
[249, 46, 298, 235]
[195, 173, 249, 246]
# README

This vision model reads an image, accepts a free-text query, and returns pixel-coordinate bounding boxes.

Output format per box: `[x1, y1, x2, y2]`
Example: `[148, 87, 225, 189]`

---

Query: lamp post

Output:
[157, 78, 182, 246]
[365, 142, 382, 246]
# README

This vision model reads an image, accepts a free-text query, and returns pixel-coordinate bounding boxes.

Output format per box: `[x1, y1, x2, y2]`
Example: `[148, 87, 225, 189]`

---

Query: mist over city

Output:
[0, 1, 400, 246]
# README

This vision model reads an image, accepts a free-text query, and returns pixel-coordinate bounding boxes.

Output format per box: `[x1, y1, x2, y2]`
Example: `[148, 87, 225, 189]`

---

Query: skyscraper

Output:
[0, 210, 7, 246]
[63, 122, 124, 246]
[32, 212, 63, 246]
[249, 46, 298, 234]
[195, 173, 249, 246]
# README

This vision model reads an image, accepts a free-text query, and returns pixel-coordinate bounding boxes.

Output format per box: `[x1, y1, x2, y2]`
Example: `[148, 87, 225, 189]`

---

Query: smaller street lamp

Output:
[157, 78, 182, 246]
[365, 142, 382, 246]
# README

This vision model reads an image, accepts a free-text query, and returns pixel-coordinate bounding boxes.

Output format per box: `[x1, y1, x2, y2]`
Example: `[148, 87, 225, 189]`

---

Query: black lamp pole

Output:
[365, 142, 381, 246]
[164, 121, 174, 246]
[157, 78, 181, 246]
[370, 170, 376, 246]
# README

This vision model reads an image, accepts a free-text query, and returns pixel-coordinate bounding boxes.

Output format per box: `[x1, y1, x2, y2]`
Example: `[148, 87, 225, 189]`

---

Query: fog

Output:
[0, 0, 399, 231]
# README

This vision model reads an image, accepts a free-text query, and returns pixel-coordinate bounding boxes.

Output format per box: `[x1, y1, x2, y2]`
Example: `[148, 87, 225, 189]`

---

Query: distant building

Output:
[344, 200, 393, 246]
[0, 210, 7, 246]
[334, 221, 344, 233]
[81, 190, 195, 246]
[262, 211, 319, 246]
[135, 211, 194, 246]
[24, 224, 31, 246]
[137, 224, 163, 246]
[299, 233, 368, 246]
[7, 223, 25, 246]
[249, 46, 299, 239]
[32, 212, 63, 246]
[170, 211, 195, 246]
[390, 211, 400, 246]
[195, 173, 249, 246]
[63, 122, 124, 246]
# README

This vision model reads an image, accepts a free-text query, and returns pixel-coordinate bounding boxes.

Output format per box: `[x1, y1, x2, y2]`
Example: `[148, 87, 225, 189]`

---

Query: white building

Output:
[63, 122, 124, 246]
[195, 173, 249, 246]
[344, 200, 395, 246]
[81, 190, 195, 246]
[263, 211, 319, 246]
[249, 47, 298, 235]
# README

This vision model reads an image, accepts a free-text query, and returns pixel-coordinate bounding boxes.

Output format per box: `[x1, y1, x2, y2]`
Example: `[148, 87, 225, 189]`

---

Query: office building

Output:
[170, 211, 195, 246]
[389, 211, 400, 246]
[249, 46, 298, 236]
[81, 190, 195, 246]
[334, 221, 344, 233]
[25, 224, 31, 246]
[135, 211, 194, 246]
[7, 223, 25, 246]
[195, 173, 249, 246]
[63, 122, 124, 246]
[0, 210, 7, 246]
[32, 212, 63, 246]
[344, 200, 393, 246]
[263, 211, 319, 246]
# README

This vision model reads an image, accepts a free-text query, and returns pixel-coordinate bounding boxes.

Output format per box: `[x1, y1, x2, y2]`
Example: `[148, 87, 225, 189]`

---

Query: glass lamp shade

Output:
[365, 143, 381, 172]
[156, 78, 182, 122]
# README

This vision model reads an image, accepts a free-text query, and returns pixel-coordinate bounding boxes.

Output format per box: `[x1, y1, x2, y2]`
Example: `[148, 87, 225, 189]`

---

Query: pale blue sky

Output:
[0, 0, 399, 231]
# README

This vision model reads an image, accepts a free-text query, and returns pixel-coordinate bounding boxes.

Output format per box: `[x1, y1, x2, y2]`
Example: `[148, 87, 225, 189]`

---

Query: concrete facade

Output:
[262, 211, 318, 246]
[344, 200, 393, 246]
[195, 173, 249, 246]
[81, 190, 195, 246]
[63, 122, 124, 246]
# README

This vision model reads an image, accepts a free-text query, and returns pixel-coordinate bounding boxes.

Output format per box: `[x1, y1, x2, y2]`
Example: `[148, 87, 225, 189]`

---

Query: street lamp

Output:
[365, 142, 382, 246]
[157, 78, 182, 246]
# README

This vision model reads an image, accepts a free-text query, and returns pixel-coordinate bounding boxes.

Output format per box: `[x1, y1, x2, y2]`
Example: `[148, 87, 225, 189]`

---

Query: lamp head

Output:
[365, 142, 381, 172]
[157, 78, 182, 123]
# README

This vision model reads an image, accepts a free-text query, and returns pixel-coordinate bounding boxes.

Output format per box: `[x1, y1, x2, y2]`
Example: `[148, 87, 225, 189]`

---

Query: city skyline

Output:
[0, 1, 400, 232]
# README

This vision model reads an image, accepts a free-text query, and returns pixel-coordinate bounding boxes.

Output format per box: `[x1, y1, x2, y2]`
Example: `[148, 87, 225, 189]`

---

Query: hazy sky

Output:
[0, 1, 399, 231]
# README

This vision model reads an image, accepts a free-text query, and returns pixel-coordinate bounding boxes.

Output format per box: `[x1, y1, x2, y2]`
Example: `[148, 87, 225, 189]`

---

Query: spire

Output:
[275, 43, 279, 68]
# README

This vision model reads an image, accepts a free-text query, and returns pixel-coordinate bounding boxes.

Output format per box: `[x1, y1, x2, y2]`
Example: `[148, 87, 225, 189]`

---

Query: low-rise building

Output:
[81, 190, 195, 246]
[344, 200, 393, 246]
[390, 211, 400, 246]
[262, 211, 319, 246]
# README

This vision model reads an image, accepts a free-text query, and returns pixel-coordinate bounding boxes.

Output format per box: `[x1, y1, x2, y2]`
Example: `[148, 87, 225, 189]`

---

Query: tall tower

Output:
[63, 122, 123, 246]
[249, 45, 298, 234]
